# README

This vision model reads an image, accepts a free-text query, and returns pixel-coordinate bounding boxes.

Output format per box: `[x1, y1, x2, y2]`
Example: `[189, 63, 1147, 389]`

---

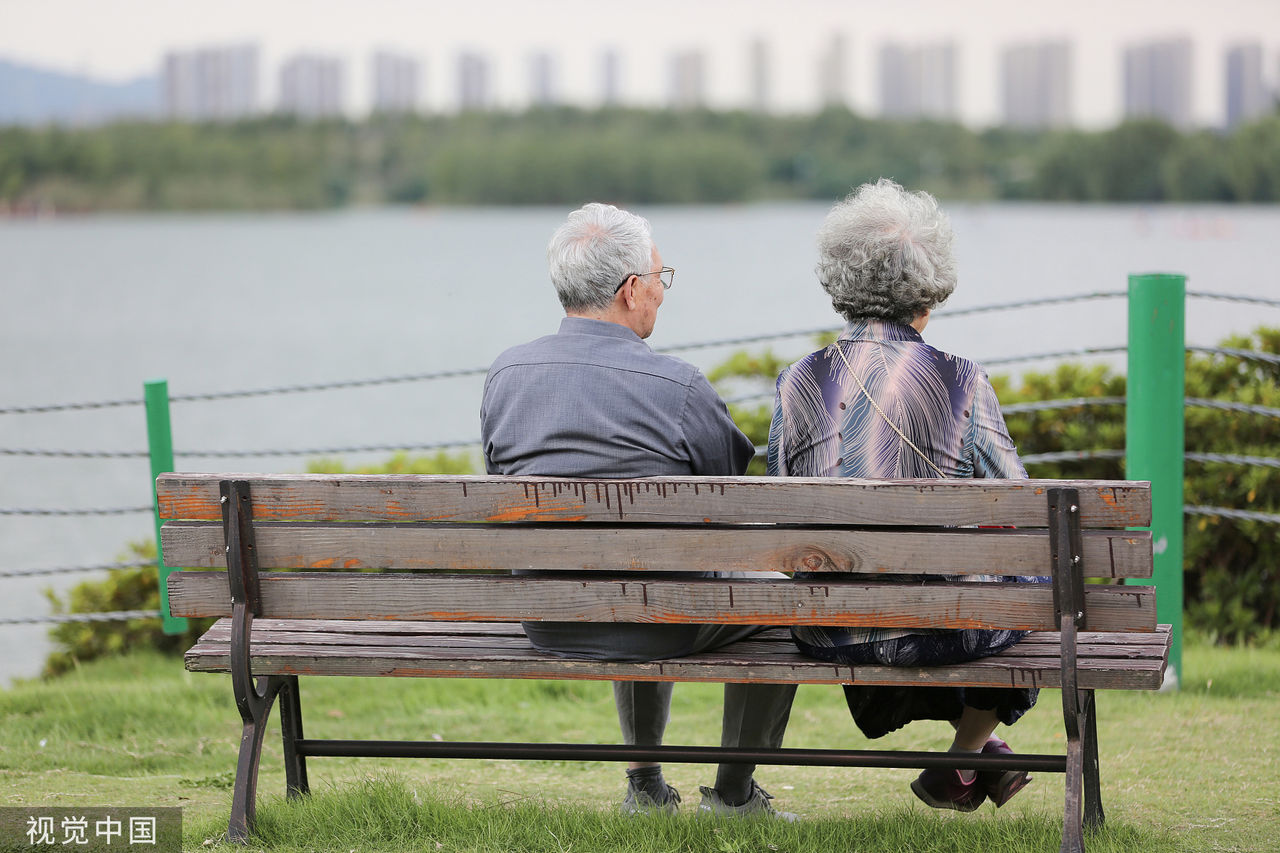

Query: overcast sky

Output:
[2, 0, 1277, 127]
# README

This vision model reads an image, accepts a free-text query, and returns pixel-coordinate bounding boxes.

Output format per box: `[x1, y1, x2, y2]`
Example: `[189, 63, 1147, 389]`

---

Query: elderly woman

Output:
[767, 179, 1038, 812]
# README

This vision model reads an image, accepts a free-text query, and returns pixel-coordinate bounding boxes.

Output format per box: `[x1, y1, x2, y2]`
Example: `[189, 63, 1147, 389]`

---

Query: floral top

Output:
[766, 318, 1028, 649]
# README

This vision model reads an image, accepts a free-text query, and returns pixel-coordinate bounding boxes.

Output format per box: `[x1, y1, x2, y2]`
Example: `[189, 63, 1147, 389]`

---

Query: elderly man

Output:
[480, 202, 796, 818]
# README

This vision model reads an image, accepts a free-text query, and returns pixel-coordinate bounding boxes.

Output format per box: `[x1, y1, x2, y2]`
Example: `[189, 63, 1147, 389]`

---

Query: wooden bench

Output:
[158, 472, 1170, 853]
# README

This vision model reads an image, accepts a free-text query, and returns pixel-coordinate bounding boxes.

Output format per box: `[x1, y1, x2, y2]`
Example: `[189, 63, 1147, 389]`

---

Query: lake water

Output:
[2, 201, 1278, 684]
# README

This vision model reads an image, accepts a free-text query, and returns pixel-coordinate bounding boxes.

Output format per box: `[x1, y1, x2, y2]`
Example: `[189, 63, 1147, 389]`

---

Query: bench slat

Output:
[168, 572, 1158, 632]
[193, 622, 1173, 662]
[160, 521, 1152, 579]
[184, 619, 1170, 690]
[156, 473, 1152, 528]
[201, 618, 1174, 648]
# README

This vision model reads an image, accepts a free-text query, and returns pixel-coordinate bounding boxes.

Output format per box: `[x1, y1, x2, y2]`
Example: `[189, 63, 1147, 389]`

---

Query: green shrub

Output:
[43, 541, 213, 678]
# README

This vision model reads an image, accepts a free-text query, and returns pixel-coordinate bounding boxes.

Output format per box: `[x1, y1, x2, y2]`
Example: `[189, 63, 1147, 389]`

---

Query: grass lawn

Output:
[1, 640, 1277, 852]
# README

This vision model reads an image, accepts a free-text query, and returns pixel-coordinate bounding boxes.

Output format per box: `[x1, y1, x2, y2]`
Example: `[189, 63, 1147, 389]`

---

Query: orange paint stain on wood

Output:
[484, 502, 588, 523]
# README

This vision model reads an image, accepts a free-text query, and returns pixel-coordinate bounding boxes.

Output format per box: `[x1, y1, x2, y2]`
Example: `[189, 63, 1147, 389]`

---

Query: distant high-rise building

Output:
[668, 50, 706, 109]
[600, 49, 621, 106]
[162, 44, 259, 121]
[278, 54, 345, 118]
[1123, 38, 1193, 128]
[749, 38, 771, 112]
[529, 51, 558, 107]
[817, 34, 848, 107]
[457, 52, 491, 111]
[879, 41, 958, 120]
[1225, 42, 1269, 129]
[372, 51, 420, 114]
[1001, 40, 1072, 128]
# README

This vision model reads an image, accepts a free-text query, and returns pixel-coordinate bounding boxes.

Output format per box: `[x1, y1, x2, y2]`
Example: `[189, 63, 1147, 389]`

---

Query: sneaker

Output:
[620, 780, 681, 816]
[697, 782, 797, 822]
[977, 737, 1033, 807]
[910, 767, 986, 812]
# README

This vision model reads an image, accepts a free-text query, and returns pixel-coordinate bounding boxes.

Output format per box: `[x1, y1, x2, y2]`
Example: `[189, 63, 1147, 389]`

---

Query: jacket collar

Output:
[838, 318, 924, 344]
[558, 316, 645, 344]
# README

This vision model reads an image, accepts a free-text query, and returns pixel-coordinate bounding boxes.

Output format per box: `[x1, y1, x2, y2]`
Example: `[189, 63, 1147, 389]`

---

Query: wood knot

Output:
[803, 554, 825, 570]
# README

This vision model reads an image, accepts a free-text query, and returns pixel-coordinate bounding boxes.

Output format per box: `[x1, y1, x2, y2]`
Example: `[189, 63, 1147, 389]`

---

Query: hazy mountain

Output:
[0, 57, 158, 126]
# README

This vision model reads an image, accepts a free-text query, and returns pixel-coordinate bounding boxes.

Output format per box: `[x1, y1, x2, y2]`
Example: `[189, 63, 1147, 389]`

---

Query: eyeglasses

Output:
[614, 267, 675, 293]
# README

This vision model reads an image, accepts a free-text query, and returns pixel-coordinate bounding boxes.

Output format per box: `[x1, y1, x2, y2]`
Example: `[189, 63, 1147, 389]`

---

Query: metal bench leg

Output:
[1081, 689, 1105, 830]
[228, 674, 285, 843]
[279, 675, 310, 799]
[1061, 717, 1085, 853]
[1050, 488, 1087, 853]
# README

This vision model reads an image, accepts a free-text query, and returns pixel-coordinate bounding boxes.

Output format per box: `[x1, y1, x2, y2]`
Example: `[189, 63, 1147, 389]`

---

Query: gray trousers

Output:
[521, 573, 797, 789]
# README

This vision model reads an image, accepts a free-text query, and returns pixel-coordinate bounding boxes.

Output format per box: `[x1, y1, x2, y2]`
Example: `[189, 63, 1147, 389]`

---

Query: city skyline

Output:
[2, 0, 1278, 127]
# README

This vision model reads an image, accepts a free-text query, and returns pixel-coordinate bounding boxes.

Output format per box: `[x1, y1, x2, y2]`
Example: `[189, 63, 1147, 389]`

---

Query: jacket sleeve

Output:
[967, 373, 1027, 480]
[681, 370, 756, 476]
[766, 372, 788, 477]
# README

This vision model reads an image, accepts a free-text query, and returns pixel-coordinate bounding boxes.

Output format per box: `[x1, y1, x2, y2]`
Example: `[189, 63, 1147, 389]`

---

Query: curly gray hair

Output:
[547, 202, 653, 313]
[816, 179, 957, 325]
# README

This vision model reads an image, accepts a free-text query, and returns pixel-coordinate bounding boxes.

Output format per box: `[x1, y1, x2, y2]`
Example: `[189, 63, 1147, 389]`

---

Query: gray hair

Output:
[548, 203, 653, 312]
[816, 179, 957, 325]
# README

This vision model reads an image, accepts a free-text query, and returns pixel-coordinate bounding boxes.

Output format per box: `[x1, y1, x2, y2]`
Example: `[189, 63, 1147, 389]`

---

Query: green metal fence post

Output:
[145, 378, 186, 636]
[1126, 273, 1185, 688]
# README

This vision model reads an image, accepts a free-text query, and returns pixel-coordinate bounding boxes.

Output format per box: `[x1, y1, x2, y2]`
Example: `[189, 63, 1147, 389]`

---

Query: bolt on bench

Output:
[158, 473, 1169, 853]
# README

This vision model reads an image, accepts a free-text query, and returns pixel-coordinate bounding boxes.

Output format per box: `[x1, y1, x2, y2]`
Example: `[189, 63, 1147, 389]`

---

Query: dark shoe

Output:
[620, 780, 680, 815]
[910, 767, 985, 812]
[978, 737, 1033, 807]
[697, 782, 797, 822]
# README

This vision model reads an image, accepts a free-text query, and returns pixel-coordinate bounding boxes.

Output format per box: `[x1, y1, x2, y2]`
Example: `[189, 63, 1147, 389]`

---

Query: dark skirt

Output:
[792, 628, 1039, 740]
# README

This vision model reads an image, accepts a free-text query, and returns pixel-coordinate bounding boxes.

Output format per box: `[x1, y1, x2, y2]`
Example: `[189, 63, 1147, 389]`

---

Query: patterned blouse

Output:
[766, 318, 1028, 650]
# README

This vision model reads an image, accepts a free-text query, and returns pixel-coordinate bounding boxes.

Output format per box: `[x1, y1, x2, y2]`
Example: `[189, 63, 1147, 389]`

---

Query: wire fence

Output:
[2, 290, 1274, 419]
[2, 289, 1278, 629]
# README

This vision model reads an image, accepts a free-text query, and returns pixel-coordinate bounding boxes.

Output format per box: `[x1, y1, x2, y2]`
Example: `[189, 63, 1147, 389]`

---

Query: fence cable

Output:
[8, 394, 1277, 461]
[1187, 291, 1280, 309]
[1021, 449, 1126, 465]
[0, 560, 157, 580]
[0, 610, 161, 626]
[1001, 396, 1126, 415]
[2, 291, 1272, 419]
[1185, 398, 1280, 420]
[981, 346, 1128, 367]
[1186, 452, 1280, 469]
[0, 396, 144, 416]
[0, 448, 149, 459]
[177, 439, 482, 459]
[1189, 346, 1280, 368]
[1185, 505, 1280, 524]
[0, 505, 151, 517]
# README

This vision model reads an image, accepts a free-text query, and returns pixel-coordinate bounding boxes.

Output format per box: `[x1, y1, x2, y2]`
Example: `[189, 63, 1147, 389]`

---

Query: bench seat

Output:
[187, 618, 1171, 691]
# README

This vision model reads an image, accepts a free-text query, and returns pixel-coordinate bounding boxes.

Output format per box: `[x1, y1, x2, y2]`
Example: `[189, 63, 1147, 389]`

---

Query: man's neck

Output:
[566, 310, 645, 339]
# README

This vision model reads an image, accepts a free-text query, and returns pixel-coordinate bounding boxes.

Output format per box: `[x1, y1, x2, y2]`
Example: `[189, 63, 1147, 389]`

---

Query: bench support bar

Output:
[1049, 488, 1103, 853]
[224, 481, 309, 843]
[295, 738, 1069, 771]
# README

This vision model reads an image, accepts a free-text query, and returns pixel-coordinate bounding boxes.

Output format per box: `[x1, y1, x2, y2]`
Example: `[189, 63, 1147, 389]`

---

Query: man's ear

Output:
[619, 277, 637, 310]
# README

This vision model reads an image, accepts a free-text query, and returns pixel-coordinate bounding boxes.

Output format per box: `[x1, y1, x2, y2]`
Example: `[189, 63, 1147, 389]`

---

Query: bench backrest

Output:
[159, 473, 1155, 633]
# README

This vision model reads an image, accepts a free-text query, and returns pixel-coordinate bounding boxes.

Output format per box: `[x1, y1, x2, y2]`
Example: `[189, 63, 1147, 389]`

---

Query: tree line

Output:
[2, 107, 1278, 211]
